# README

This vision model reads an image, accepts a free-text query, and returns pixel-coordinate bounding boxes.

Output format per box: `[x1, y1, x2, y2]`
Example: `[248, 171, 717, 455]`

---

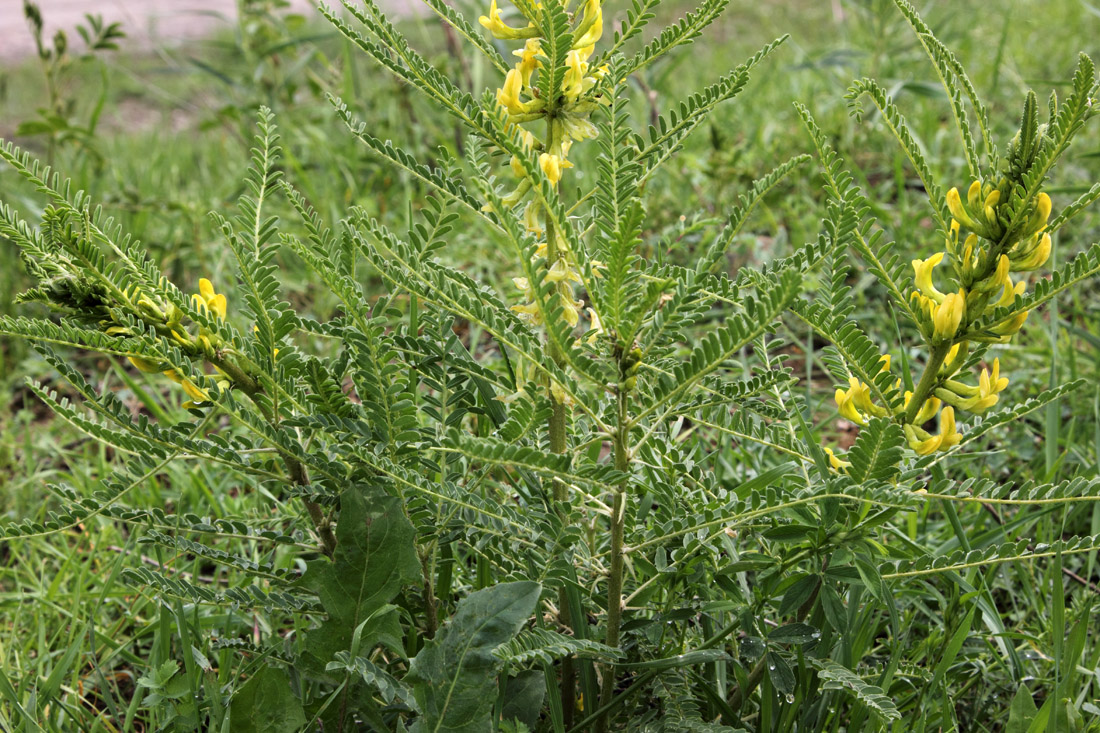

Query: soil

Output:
[0, 0, 413, 61]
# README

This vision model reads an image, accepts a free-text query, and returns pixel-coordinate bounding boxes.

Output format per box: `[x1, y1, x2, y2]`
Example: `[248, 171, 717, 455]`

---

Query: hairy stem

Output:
[597, 384, 631, 730]
[903, 342, 951, 424]
[421, 549, 439, 639]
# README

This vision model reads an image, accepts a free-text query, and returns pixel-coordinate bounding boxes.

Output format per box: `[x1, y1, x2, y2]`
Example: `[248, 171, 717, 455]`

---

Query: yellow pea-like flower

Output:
[497, 68, 527, 115]
[573, 0, 604, 49]
[524, 201, 544, 235]
[546, 259, 584, 284]
[966, 180, 983, 210]
[932, 290, 966, 341]
[1023, 192, 1052, 237]
[562, 50, 589, 102]
[904, 405, 961, 455]
[989, 309, 1029, 337]
[912, 252, 946, 303]
[1011, 232, 1052, 271]
[904, 391, 941, 424]
[538, 153, 572, 186]
[128, 356, 162, 373]
[479, 0, 538, 40]
[947, 187, 979, 231]
[938, 406, 961, 450]
[513, 39, 542, 86]
[824, 447, 851, 471]
[193, 278, 227, 320]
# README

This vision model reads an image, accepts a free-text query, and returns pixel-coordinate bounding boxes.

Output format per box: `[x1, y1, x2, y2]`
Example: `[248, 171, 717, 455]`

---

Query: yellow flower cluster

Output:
[830, 183, 1053, 461]
[479, 0, 607, 338]
[127, 278, 230, 407]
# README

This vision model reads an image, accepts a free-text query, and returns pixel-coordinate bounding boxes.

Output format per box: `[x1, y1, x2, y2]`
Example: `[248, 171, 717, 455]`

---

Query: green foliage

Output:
[406, 581, 541, 732]
[2, 0, 1100, 731]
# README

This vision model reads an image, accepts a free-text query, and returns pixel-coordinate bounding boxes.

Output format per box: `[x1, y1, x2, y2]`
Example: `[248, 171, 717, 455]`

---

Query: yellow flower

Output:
[583, 306, 604, 346]
[903, 391, 942, 424]
[524, 201, 544, 235]
[824, 447, 851, 472]
[560, 295, 583, 327]
[128, 355, 162, 373]
[1010, 232, 1052, 271]
[904, 405, 961, 455]
[513, 39, 542, 86]
[993, 276, 1026, 308]
[572, 0, 603, 49]
[497, 68, 527, 115]
[545, 259, 583, 284]
[974, 254, 1010, 296]
[834, 377, 883, 425]
[538, 153, 572, 186]
[562, 50, 589, 102]
[193, 278, 227, 320]
[479, 0, 538, 40]
[988, 309, 1029, 338]
[912, 252, 946, 303]
[1022, 192, 1052, 238]
[946, 186, 979, 231]
[932, 290, 966, 342]
[163, 369, 212, 405]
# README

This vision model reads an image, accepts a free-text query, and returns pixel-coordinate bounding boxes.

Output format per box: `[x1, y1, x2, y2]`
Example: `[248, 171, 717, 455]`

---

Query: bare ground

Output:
[0, 0, 411, 61]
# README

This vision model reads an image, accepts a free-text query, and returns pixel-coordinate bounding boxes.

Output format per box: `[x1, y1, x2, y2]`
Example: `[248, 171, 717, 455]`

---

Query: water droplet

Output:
[785, 694, 796, 704]
[811, 632, 821, 639]
[768, 664, 776, 671]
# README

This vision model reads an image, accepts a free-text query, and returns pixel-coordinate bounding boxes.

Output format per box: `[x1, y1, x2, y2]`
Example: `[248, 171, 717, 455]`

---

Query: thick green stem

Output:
[903, 342, 951, 424]
[597, 386, 630, 731]
[420, 548, 439, 639]
[542, 114, 578, 726]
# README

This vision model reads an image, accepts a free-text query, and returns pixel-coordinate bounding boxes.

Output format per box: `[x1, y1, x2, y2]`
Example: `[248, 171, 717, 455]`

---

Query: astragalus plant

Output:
[3, 0, 1100, 730]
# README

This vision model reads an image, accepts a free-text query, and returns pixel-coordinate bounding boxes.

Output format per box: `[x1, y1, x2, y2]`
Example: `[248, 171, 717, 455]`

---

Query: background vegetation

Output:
[2, 0, 1100, 730]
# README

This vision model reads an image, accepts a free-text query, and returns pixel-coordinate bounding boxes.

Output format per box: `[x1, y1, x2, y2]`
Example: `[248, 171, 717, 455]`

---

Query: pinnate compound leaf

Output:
[302, 487, 419, 669]
[229, 666, 307, 733]
[407, 581, 542, 733]
[811, 659, 901, 721]
[846, 417, 906, 484]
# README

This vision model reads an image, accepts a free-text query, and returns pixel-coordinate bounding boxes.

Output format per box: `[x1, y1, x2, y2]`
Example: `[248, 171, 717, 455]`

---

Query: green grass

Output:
[2, 0, 1100, 729]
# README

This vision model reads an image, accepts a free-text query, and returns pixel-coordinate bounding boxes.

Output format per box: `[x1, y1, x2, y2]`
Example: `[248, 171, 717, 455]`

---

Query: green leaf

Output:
[846, 417, 906, 484]
[768, 623, 820, 645]
[302, 486, 420, 670]
[812, 659, 901, 721]
[407, 581, 542, 733]
[501, 671, 545, 729]
[229, 667, 307, 733]
[778, 574, 819, 617]
[765, 652, 796, 696]
[1007, 684, 1038, 733]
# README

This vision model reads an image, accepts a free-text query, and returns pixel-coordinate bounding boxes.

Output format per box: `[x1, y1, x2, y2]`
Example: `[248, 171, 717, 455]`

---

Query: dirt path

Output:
[0, 1, 412, 61]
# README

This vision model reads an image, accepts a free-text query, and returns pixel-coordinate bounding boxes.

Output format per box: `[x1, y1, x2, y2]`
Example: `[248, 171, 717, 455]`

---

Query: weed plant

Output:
[2, 0, 1100, 731]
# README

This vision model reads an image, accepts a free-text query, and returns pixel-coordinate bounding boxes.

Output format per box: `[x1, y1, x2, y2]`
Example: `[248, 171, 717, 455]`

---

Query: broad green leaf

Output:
[302, 486, 420, 670]
[1007, 684, 1038, 733]
[229, 667, 307, 733]
[407, 580, 542, 733]
[501, 671, 545, 730]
